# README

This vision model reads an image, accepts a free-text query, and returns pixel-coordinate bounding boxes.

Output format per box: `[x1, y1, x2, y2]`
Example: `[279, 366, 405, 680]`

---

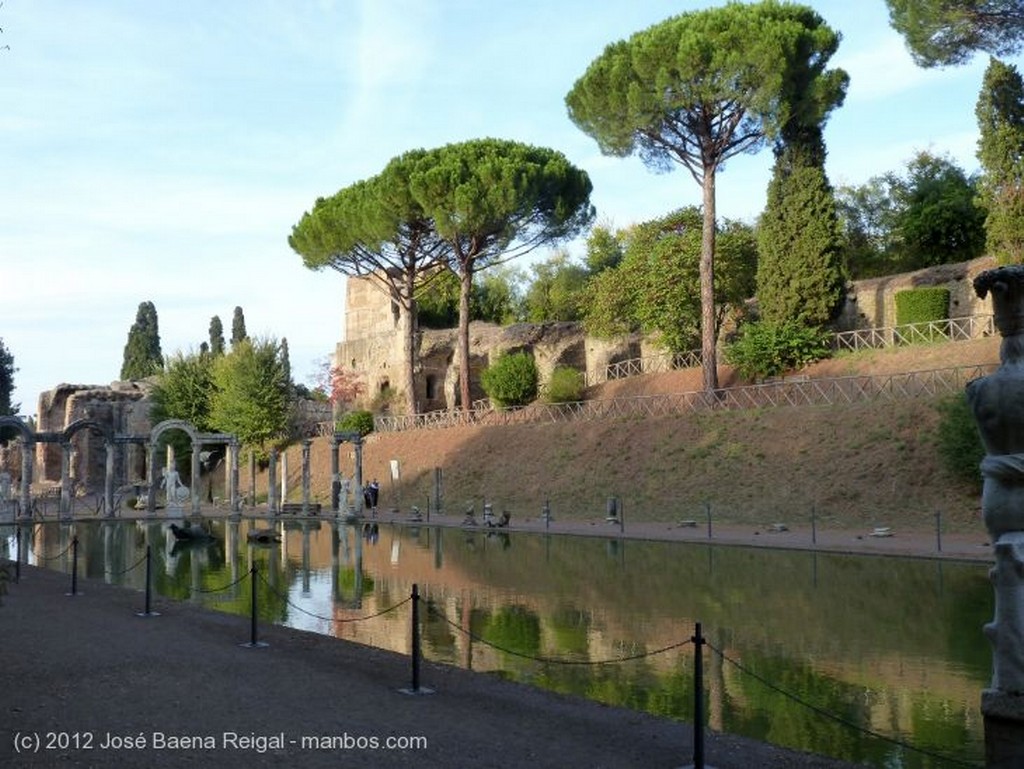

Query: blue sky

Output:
[0, 0, 995, 415]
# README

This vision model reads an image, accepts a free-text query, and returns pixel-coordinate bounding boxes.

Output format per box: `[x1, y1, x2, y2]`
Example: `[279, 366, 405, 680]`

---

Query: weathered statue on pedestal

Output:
[968, 265, 1024, 766]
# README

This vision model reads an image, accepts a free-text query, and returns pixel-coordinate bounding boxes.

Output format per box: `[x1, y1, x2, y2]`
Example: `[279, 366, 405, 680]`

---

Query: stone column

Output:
[330, 438, 341, 515]
[146, 443, 158, 514]
[967, 265, 1024, 767]
[280, 449, 289, 504]
[190, 445, 201, 517]
[267, 448, 279, 515]
[59, 441, 72, 519]
[352, 437, 364, 518]
[301, 439, 311, 515]
[104, 442, 115, 517]
[228, 440, 240, 513]
[19, 441, 32, 520]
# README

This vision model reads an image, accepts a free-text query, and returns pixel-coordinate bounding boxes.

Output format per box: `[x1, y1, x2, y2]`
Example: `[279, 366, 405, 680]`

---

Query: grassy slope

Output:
[281, 337, 1000, 536]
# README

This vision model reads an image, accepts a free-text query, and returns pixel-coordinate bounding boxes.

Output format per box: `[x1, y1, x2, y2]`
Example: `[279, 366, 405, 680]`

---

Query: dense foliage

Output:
[886, 0, 1024, 67]
[480, 351, 539, 408]
[230, 306, 247, 348]
[836, 152, 986, 278]
[150, 350, 216, 465]
[936, 393, 984, 487]
[757, 140, 846, 328]
[0, 338, 18, 441]
[976, 57, 1024, 264]
[404, 138, 594, 410]
[584, 208, 757, 353]
[336, 409, 374, 437]
[894, 288, 950, 326]
[724, 321, 832, 380]
[544, 366, 585, 404]
[208, 316, 225, 356]
[209, 337, 290, 456]
[120, 301, 163, 381]
[566, 1, 847, 391]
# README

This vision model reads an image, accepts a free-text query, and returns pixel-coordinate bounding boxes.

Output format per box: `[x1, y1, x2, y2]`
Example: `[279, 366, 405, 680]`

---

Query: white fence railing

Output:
[372, 363, 995, 433]
[832, 315, 994, 351]
[583, 315, 993, 387]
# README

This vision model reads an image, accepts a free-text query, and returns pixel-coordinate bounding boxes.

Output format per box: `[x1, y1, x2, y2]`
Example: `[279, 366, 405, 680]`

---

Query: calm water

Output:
[3, 518, 990, 768]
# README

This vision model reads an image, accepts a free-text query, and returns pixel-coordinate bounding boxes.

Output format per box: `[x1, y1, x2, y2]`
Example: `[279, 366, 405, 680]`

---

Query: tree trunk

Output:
[400, 269, 418, 415]
[700, 170, 719, 393]
[457, 263, 473, 412]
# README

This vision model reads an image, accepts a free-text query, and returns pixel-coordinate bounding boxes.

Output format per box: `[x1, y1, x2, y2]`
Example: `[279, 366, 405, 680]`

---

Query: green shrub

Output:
[545, 366, 584, 403]
[481, 351, 538, 408]
[936, 393, 984, 488]
[724, 321, 832, 380]
[895, 288, 949, 325]
[336, 410, 374, 436]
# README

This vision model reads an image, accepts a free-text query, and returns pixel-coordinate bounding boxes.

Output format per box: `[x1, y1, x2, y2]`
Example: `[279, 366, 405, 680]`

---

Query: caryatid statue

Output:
[968, 265, 1024, 761]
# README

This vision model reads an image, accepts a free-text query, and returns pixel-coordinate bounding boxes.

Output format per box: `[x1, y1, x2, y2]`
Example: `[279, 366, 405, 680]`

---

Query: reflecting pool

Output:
[2, 518, 990, 767]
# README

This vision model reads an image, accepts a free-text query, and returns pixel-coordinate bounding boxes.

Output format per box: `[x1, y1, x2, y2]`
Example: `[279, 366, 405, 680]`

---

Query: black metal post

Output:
[692, 621, 706, 769]
[145, 545, 152, 613]
[411, 583, 421, 692]
[135, 545, 161, 617]
[250, 563, 259, 646]
[811, 505, 817, 546]
[935, 510, 942, 553]
[14, 524, 20, 583]
[705, 501, 712, 540]
[68, 536, 80, 596]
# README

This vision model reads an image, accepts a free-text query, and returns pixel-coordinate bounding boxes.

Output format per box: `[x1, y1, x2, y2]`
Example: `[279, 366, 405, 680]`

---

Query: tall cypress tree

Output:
[120, 301, 163, 380]
[230, 306, 247, 348]
[756, 131, 846, 328]
[976, 56, 1024, 264]
[209, 315, 225, 356]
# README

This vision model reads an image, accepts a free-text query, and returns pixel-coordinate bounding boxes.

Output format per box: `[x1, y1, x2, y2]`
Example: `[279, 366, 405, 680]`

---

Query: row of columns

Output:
[5, 423, 364, 521]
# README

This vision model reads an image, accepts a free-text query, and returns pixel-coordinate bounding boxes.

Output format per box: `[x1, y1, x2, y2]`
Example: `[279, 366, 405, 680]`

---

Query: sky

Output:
[0, 0, 999, 416]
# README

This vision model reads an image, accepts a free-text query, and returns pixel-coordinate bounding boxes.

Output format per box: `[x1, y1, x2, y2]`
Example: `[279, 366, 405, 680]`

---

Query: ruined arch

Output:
[0, 416, 34, 518]
[145, 419, 239, 516]
[61, 418, 117, 517]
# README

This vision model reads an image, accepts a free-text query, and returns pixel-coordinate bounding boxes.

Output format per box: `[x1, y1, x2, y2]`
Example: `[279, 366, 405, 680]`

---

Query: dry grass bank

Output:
[249, 337, 1000, 536]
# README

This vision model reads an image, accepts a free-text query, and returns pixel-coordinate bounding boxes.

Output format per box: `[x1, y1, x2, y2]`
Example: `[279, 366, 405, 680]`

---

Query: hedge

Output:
[894, 288, 949, 326]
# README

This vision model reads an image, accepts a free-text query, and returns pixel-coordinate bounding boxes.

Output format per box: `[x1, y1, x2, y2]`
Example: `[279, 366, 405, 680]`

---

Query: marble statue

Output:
[967, 265, 1024, 757]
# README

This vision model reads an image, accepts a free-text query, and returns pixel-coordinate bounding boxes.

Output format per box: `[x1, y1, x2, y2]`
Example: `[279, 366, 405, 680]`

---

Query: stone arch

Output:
[146, 419, 202, 516]
[150, 419, 201, 447]
[0, 415, 34, 442]
[145, 420, 240, 516]
[62, 418, 117, 517]
[0, 416, 34, 518]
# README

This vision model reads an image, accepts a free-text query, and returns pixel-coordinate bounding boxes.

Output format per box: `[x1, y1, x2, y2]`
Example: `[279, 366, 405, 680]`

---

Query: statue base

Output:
[983, 689, 1024, 768]
[166, 503, 185, 519]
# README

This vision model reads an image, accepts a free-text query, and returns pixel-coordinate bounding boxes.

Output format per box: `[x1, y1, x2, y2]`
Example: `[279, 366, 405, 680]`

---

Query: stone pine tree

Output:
[404, 138, 594, 411]
[208, 315, 225, 356]
[756, 129, 846, 328]
[289, 160, 452, 415]
[886, 0, 1024, 67]
[120, 301, 163, 380]
[566, 2, 847, 392]
[977, 57, 1024, 264]
[230, 306, 247, 349]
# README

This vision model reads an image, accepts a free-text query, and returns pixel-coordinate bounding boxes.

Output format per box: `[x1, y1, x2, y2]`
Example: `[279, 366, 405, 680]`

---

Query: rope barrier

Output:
[427, 604, 692, 666]
[34, 540, 75, 562]
[194, 570, 250, 595]
[108, 552, 148, 578]
[256, 570, 411, 623]
[707, 641, 982, 769]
